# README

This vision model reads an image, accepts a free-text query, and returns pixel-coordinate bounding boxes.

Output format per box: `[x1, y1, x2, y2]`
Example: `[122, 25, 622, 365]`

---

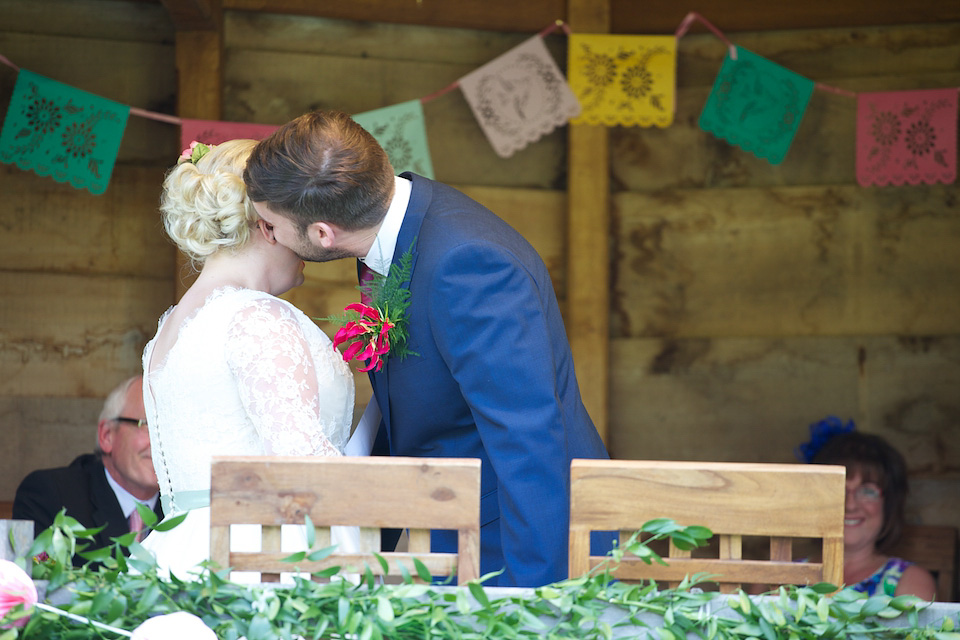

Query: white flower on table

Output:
[132, 611, 217, 639]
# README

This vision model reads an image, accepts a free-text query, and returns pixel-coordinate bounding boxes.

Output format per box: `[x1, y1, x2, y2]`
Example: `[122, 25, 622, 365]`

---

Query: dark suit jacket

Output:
[369, 173, 612, 587]
[13, 453, 162, 566]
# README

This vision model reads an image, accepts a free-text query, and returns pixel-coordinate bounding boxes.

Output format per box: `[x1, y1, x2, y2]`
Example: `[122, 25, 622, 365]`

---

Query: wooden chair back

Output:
[210, 455, 481, 585]
[569, 459, 846, 592]
[891, 524, 958, 601]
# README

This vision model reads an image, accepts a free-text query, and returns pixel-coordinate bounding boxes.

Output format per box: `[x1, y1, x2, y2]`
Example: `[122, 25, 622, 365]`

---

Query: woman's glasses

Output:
[847, 483, 882, 503]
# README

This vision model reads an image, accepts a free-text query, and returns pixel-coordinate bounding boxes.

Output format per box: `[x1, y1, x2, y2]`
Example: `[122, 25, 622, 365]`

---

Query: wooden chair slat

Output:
[210, 456, 481, 585]
[570, 459, 845, 591]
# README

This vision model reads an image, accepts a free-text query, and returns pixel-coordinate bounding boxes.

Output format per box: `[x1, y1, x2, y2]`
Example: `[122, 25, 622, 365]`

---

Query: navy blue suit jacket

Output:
[369, 173, 611, 587]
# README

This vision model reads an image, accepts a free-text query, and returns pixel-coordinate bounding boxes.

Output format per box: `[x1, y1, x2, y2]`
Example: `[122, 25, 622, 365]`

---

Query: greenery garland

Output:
[4, 510, 958, 639]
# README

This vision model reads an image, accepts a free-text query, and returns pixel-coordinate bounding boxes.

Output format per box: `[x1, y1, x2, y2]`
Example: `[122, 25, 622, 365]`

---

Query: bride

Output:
[141, 139, 358, 580]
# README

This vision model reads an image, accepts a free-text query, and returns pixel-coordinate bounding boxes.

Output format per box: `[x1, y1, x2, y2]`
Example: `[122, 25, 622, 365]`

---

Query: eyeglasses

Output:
[847, 484, 882, 503]
[113, 416, 148, 429]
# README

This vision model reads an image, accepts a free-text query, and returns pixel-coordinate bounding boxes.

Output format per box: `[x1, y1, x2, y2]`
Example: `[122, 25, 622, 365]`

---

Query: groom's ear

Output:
[308, 221, 338, 249]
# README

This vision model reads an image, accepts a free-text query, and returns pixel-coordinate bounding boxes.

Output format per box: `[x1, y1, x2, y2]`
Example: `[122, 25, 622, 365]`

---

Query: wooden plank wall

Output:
[1, 0, 957, 540]
[0, 0, 178, 498]
[608, 23, 960, 534]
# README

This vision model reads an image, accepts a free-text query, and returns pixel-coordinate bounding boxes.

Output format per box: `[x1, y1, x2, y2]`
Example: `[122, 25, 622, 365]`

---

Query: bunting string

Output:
[129, 106, 183, 126]
[0, 53, 19, 71]
[0, 11, 956, 192]
[814, 82, 858, 99]
[419, 19, 572, 106]
[675, 12, 737, 60]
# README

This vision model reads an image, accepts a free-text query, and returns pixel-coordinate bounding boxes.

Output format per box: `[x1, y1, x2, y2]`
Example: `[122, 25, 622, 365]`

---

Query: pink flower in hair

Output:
[178, 140, 211, 164]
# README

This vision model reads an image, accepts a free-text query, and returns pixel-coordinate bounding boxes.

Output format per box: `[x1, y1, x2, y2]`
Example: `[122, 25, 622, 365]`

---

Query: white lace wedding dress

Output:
[141, 286, 357, 580]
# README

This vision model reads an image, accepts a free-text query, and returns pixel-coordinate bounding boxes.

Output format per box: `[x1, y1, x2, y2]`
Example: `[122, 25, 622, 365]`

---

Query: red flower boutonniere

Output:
[321, 244, 417, 373]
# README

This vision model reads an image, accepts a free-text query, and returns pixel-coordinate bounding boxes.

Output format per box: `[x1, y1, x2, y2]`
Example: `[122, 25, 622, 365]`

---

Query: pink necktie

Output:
[128, 509, 145, 542]
[359, 262, 375, 306]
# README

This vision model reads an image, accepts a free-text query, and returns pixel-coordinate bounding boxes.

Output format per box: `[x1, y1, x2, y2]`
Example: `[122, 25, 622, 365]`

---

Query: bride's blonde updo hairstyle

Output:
[160, 139, 260, 266]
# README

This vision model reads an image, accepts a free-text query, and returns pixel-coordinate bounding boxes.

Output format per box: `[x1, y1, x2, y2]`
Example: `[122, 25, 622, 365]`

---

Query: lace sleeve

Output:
[224, 297, 343, 458]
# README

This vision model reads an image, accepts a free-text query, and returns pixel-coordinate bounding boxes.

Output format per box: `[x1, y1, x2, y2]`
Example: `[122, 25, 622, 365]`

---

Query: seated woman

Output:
[803, 420, 936, 600]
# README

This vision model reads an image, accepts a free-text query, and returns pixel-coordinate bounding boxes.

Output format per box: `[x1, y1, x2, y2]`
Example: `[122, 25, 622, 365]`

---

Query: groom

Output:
[244, 110, 612, 587]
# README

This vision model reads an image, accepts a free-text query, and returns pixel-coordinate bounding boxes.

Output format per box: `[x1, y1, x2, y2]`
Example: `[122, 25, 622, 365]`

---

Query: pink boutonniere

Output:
[321, 244, 416, 373]
[333, 303, 396, 373]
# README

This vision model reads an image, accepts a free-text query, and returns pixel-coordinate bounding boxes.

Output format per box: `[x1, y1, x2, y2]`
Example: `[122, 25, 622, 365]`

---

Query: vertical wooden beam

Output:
[566, 0, 610, 442]
[164, 0, 223, 299]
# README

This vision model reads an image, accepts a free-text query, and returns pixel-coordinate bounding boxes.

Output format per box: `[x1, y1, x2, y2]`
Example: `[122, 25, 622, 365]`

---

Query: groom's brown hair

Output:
[244, 110, 394, 233]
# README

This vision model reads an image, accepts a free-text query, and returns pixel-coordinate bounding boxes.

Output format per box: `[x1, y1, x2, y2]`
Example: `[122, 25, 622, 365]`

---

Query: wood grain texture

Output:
[571, 460, 845, 535]
[0, 272, 172, 397]
[223, 0, 565, 33]
[0, 165, 173, 275]
[210, 456, 481, 583]
[609, 336, 960, 468]
[2, 0, 175, 42]
[219, 0, 959, 33]
[0, 395, 105, 501]
[569, 459, 845, 588]
[613, 185, 960, 339]
[224, 11, 541, 66]
[567, 124, 611, 438]
[161, 0, 220, 30]
[566, 0, 611, 437]
[210, 456, 481, 527]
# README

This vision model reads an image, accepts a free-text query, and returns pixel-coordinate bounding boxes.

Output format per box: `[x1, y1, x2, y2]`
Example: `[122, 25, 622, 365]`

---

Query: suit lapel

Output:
[87, 462, 129, 545]
[369, 173, 430, 448]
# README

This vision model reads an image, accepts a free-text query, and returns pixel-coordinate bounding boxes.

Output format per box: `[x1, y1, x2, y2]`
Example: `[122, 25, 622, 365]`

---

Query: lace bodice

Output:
[142, 287, 355, 514]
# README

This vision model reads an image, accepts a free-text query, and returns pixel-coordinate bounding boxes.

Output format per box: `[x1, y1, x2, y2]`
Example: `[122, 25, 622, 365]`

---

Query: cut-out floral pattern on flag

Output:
[179, 119, 279, 154]
[459, 35, 580, 158]
[856, 88, 957, 187]
[353, 101, 434, 178]
[0, 70, 129, 194]
[699, 47, 814, 165]
[568, 34, 676, 127]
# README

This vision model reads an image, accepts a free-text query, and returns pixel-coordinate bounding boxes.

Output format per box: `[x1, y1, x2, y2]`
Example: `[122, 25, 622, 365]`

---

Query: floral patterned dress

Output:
[850, 558, 913, 597]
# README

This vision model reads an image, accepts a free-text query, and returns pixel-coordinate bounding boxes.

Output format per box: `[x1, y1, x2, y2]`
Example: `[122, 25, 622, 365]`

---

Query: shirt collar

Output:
[360, 175, 411, 277]
[103, 464, 158, 518]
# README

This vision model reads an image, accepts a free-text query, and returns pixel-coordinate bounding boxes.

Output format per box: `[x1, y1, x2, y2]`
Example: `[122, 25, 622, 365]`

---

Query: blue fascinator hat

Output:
[795, 415, 856, 463]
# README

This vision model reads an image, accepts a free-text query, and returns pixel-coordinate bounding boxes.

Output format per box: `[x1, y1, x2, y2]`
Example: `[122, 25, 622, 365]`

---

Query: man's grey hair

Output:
[95, 375, 141, 454]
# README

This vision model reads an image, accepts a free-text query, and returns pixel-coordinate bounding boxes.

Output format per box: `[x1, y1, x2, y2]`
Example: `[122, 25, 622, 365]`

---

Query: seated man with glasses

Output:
[13, 375, 162, 566]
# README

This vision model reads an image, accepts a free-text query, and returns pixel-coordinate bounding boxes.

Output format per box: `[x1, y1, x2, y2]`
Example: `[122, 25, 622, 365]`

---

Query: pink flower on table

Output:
[333, 302, 395, 373]
[0, 559, 38, 628]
